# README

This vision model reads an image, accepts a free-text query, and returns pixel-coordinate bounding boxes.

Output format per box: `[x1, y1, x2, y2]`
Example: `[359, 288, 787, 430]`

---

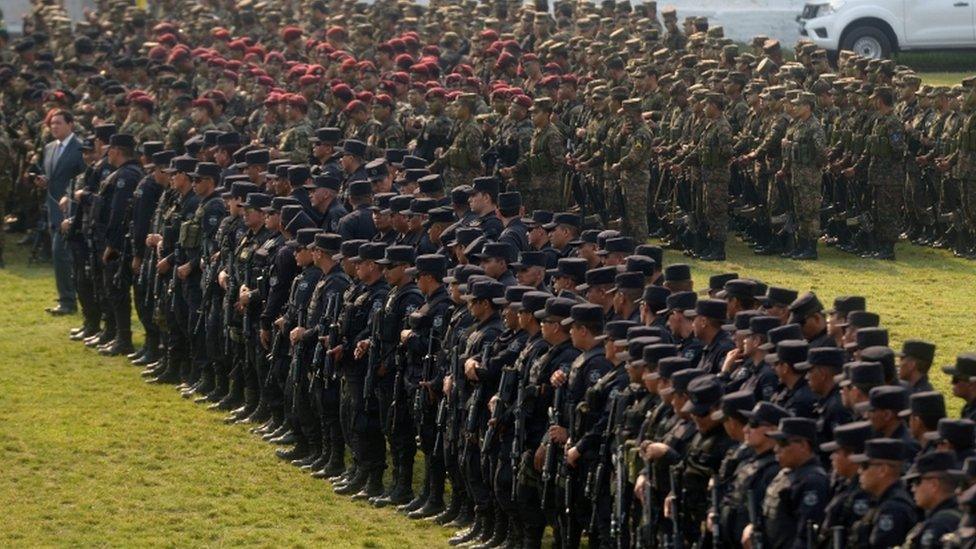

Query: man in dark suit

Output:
[36, 110, 86, 315]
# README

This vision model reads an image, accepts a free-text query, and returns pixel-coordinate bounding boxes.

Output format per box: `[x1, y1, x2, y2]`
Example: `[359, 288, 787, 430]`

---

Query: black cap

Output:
[621, 336, 660, 363]
[897, 339, 936, 363]
[564, 303, 606, 328]
[904, 450, 959, 481]
[401, 155, 427, 170]
[846, 328, 889, 352]
[635, 343, 678, 368]
[385, 194, 413, 215]
[544, 212, 583, 231]
[512, 251, 548, 270]
[342, 139, 367, 158]
[245, 149, 270, 165]
[653, 357, 692, 381]
[840, 310, 880, 329]
[943, 353, 976, 377]
[376, 245, 416, 266]
[94, 123, 117, 143]
[451, 185, 473, 205]
[838, 361, 885, 389]
[900, 391, 947, 420]
[354, 242, 387, 262]
[310, 232, 343, 252]
[472, 176, 500, 198]
[449, 227, 483, 249]
[851, 438, 907, 463]
[638, 285, 670, 310]
[518, 291, 554, 314]
[743, 401, 792, 427]
[549, 258, 588, 282]
[365, 159, 389, 181]
[287, 165, 311, 186]
[624, 255, 656, 276]
[151, 150, 177, 167]
[599, 236, 636, 256]
[855, 385, 909, 414]
[418, 174, 444, 194]
[497, 191, 522, 213]
[606, 320, 640, 342]
[408, 254, 449, 278]
[820, 420, 872, 452]
[347, 180, 372, 197]
[242, 192, 272, 210]
[285, 212, 315, 235]
[141, 141, 164, 158]
[314, 127, 342, 144]
[634, 244, 663, 265]
[766, 339, 809, 367]
[925, 418, 976, 449]
[474, 241, 517, 263]
[571, 229, 601, 246]
[828, 295, 866, 316]
[663, 263, 691, 282]
[536, 296, 577, 322]
[711, 389, 757, 421]
[190, 162, 221, 180]
[741, 315, 781, 337]
[609, 271, 645, 293]
[788, 291, 824, 324]
[577, 266, 618, 292]
[717, 279, 757, 301]
[767, 417, 818, 443]
[426, 207, 456, 225]
[685, 298, 727, 321]
[307, 174, 341, 191]
[443, 264, 485, 286]
[263, 196, 300, 213]
[230, 181, 260, 200]
[659, 290, 697, 315]
[682, 375, 724, 416]
[524, 210, 555, 227]
[763, 286, 798, 308]
[405, 197, 437, 216]
[759, 323, 803, 352]
[669, 368, 707, 395]
[109, 133, 136, 148]
[708, 273, 739, 291]
[795, 347, 845, 372]
[495, 285, 535, 306]
[463, 279, 506, 302]
[290, 227, 320, 247]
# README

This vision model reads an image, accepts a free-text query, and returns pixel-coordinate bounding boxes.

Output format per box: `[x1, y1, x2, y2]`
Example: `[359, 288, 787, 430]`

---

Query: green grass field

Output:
[1, 235, 974, 546]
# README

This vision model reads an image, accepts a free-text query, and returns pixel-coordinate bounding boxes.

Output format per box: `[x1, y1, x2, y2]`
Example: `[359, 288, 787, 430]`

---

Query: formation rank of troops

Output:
[8, 0, 976, 548]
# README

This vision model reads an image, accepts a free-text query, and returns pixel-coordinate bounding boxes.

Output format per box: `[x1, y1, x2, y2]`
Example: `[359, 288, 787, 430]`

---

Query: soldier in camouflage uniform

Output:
[276, 96, 314, 164]
[610, 98, 654, 240]
[781, 92, 827, 260]
[430, 93, 483, 190]
[501, 97, 565, 213]
[689, 93, 733, 261]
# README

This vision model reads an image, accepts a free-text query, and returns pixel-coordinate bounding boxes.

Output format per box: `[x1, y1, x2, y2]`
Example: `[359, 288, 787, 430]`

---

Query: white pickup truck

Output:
[797, 0, 976, 59]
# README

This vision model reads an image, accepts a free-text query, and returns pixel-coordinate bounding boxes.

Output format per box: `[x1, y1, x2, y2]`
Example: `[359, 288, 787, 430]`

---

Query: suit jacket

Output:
[41, 135, 86, 229]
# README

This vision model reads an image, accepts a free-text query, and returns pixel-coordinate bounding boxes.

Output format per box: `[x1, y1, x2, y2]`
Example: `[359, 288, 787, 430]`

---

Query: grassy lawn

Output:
[0, 245, 452, 547]
[1, 235, 974, 545]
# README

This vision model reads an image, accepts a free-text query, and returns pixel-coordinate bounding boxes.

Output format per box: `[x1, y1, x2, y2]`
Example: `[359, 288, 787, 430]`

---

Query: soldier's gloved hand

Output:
[464, 357, 480, 380]
[641, 441, 670, 461]
[634, 474, 648, 503]
[260, 329, 271, 349]
[177, 263, 191, 280]
[290, 326, 305, 345]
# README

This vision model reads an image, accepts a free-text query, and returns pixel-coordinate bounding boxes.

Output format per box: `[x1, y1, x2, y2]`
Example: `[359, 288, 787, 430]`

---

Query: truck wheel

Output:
[840, 25, 892, 59]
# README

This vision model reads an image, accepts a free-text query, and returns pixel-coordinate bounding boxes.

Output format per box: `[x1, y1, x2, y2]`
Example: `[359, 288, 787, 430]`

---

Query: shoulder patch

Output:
[802, 491, 819, 507]
[853, 498, 870, 516]
[588, 369, 602, 384]
[878, 514, 894, 532]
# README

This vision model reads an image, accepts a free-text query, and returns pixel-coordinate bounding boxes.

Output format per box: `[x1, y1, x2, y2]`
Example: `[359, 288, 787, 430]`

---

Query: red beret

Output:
[282, 26, 303, 43]
[446, 91, 461, 101]
[256, 76, 275, 87]
[225, 60, 243, 71]
[358, 60, 377, 73]
[402, 36, 419, 48]
[522, 53, 539, 63]
[479, 29, 499, 41]
[153, 22, 177, 35]
[131, 95, 155, 111]
[543, 62, 563, 75]
[265, 51, 285, 64]
[208, 57, 227, 68]
[540, 75, 560, 88]
[220, 70, 239, 83]
[422, 45, 441, 57]
[445, 73, 461, 84]
[409, 63, 429, 75]
[326, 26, 347, 38]
[374, 93, 394, 108]
[395, 54, 415, 70]
[355, 91, 374, 103]
[158, 33, 178, 47]
[377, 43, 394, 55]
[287, 94, 308, 110]
[389, 38, 407, 53]
[344, 99, 366, 113]
[425, 87, 447, 100]
[561, 74, 579, 86]
[464, 77, 480, 88]
[148, 46, 169, 61]
[192, 98, 215, 113]
[316, 42, 335, 54]
[298, 74, 319, 87]
[306, 64, 326, 75]
[340, 58, 357, 71]
[391, 71, 410, 84]
[228, 39, 247, 51]
[211, 28, 230, 41]
[331, 83, 354, 102]
[512, 94, 532, 109]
